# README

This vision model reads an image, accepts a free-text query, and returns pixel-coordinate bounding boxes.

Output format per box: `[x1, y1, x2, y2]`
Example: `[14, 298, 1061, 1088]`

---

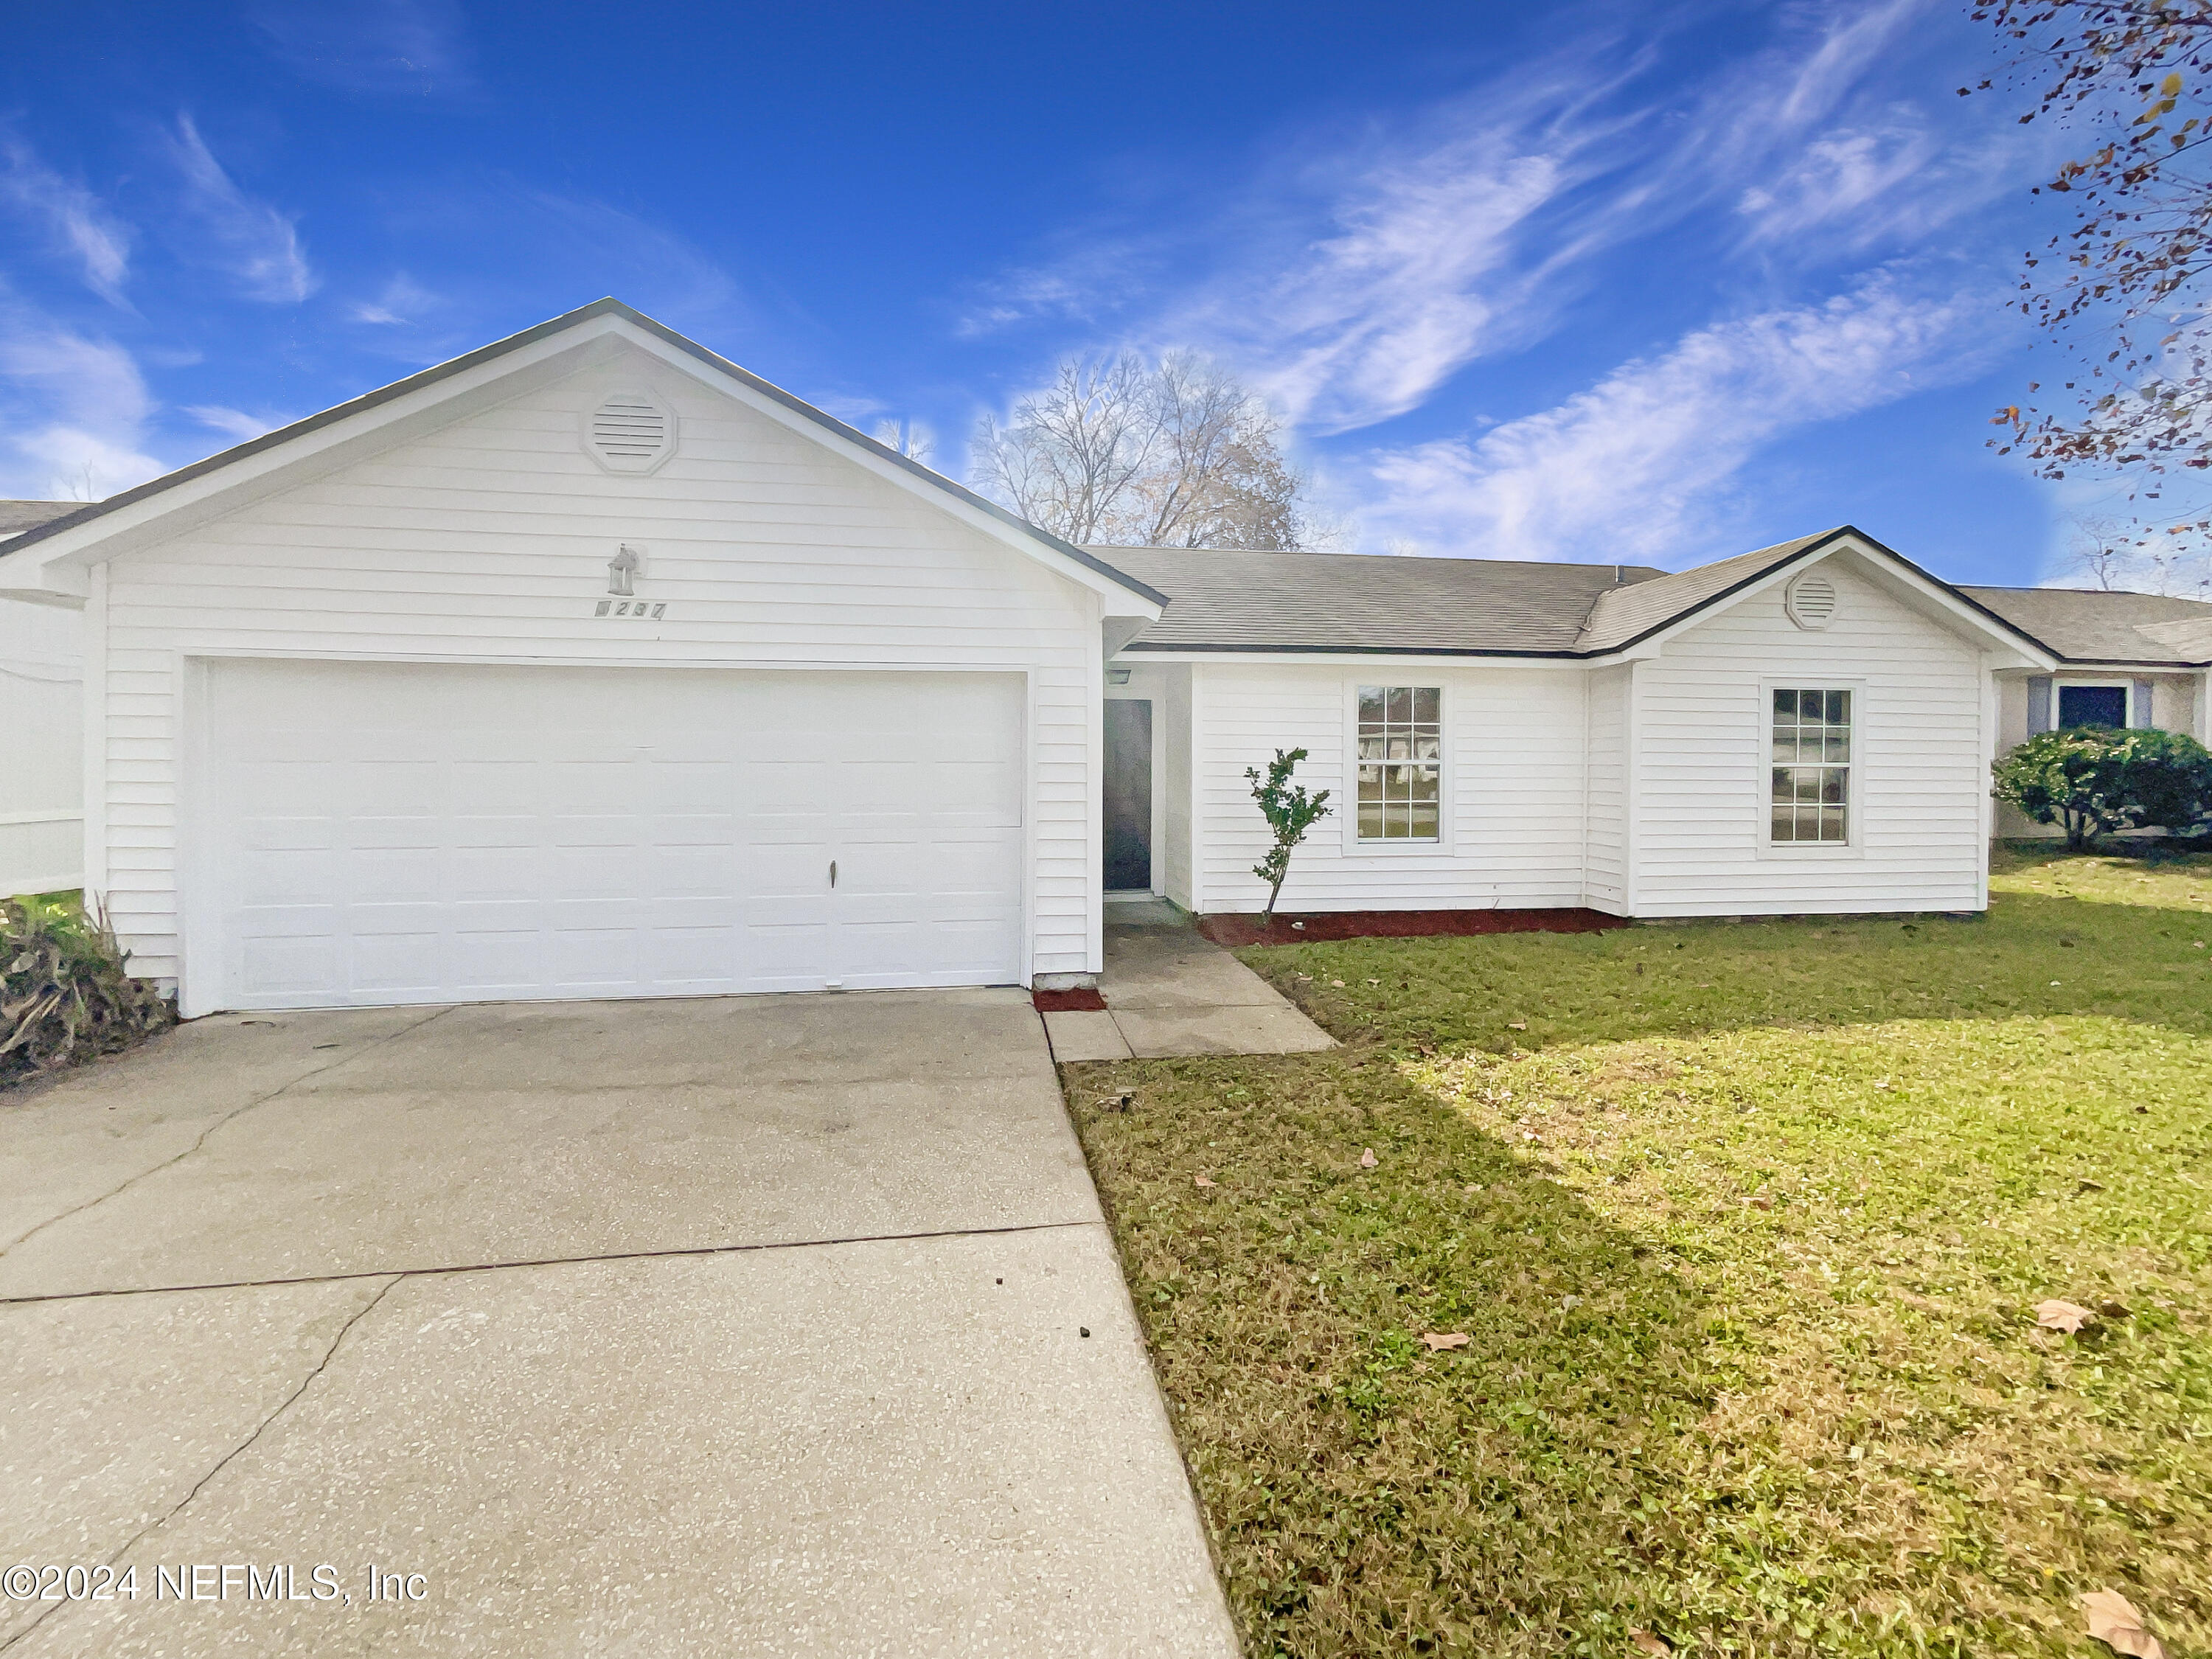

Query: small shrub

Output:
[1245, 747, 1332, 920]
[1, 896, 175, 1087]
[1992, 726, 2212, 849]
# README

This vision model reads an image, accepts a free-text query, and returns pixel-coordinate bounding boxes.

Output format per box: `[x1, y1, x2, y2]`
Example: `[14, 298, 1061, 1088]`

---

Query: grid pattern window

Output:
[1357, 686, 1441, 841]
[1770, 689, 1851, 845]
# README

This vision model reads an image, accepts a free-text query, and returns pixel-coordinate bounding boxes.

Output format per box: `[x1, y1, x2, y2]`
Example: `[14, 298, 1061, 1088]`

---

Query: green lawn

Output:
[1065, 849, 2212, 1658]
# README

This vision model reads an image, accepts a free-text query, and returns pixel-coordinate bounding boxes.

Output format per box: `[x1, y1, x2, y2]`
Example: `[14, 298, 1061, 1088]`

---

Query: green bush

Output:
[1992, 726, 2212, 849]
[1, 896, 175, 1087]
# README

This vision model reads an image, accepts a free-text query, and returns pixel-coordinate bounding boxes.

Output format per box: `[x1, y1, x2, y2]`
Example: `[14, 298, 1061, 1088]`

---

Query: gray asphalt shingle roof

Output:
[0, 501, 83, 540]
[1573, 531, 1837, 653]
[1095, 546, 1669, 656]
[1955, 585, 2212, 667]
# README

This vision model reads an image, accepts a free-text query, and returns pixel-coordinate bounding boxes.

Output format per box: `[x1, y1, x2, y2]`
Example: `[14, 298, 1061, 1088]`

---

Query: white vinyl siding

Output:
[1582, 664, 1630, 911]
[1192, 661, 1587, 914]
[94, 347, 1100, 988]
[1633, 559, 1984, 915]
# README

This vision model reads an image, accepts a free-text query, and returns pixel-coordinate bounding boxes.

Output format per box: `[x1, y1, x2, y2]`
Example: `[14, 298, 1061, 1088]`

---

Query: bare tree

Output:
[2059, 509, 2212, 591]
[872, 417, 934, 467]
[2067, 513, 2134, 588]
[971, 350, 1311, 549]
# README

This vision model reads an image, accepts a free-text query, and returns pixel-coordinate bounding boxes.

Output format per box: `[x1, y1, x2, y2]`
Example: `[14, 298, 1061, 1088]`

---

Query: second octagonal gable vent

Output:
[1784, 569, 1839, 631]
[584, 390, 676, 474]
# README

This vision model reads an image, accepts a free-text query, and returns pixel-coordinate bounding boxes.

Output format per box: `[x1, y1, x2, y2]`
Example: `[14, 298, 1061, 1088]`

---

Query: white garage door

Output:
[200, 660, 1026, 1009]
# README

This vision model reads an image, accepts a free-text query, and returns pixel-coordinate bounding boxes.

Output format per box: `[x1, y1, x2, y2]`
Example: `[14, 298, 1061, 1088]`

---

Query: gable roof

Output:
[1104, 526, 2050, 664]
[1573, 530, 1834, 653]
[0, 298, 1164, 610]
[1099, 546, 1668, 656]
[1955, 585, 2212, 667]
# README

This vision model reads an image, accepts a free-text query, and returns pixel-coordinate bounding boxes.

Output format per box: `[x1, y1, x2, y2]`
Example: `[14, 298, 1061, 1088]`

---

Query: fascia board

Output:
[1110, 647, 1590, 669]
[2049, 657, 2212, 672]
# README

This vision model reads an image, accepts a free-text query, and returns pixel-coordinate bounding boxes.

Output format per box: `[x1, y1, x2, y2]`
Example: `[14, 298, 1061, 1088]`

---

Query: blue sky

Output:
[0, 0, 2126, 583]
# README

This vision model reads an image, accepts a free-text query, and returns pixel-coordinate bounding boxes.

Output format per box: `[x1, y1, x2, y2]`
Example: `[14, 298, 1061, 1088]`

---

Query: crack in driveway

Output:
[0, 1007, 454, 1260]
[0, 1275, 400, 1655]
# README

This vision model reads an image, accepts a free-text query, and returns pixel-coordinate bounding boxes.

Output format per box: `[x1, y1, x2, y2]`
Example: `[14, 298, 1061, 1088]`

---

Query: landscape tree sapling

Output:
[1245, 748, 1332, 921]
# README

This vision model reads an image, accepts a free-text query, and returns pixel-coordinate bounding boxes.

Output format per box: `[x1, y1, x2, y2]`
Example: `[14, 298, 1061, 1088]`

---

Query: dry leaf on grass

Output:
[1193, 1175, 1216, 1189]
[1360, 1147, 1379, 1168]
[2081, 1590, 2164, 1659]
[1421, 1331, 1470, 1352]
[2036, 1298, 2097, 1333]
[1508, 1020, 1527, 1030]
[1630, 1631, 1670, 1655]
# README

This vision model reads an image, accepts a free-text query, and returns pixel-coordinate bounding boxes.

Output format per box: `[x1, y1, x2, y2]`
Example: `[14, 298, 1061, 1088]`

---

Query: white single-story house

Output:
[0, 299, 2203, 1015]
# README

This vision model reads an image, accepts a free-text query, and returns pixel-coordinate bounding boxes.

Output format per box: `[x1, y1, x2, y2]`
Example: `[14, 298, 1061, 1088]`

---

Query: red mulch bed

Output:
[1032, 987, 1107, 1012]
[1197, 908, 1628, 947]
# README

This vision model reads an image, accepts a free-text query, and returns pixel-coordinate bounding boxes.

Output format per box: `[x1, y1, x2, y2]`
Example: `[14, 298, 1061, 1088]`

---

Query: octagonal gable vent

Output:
[1784, 569, 1839, 631]
[584, 389, 677, 474]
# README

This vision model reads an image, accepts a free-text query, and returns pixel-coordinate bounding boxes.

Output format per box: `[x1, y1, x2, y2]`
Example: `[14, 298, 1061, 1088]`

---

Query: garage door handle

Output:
[829, 860, 837, 889]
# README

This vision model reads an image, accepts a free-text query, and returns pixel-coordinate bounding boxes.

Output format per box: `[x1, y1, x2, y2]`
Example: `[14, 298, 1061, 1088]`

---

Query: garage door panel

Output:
[204, 662, 1027, 1009]
[240, 935, 342, 1000]
[349, 849, 443, 902]
[451, 930, 543, 991]
[550, 927, 640, 989]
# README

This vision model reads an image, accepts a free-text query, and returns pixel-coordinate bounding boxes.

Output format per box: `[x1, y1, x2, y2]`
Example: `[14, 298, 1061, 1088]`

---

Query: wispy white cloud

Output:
[1348, 276, 2003, 564]
[0, 139, 133, 306]
[0, 311, 165, 498]
[184, 404, 279, 442]
[1187, 134, 1586, 432]
[349, 271, 441, 326]
[961, 0, 2014, 439]
[250, 0, 475, 99]
[163, 115, 318, 304]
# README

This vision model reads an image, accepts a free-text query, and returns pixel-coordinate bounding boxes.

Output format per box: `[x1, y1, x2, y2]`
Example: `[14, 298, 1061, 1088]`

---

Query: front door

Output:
[1103, 699, 1152, 892]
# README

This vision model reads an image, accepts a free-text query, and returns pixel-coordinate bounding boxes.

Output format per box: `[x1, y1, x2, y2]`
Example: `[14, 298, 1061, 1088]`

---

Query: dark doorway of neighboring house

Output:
[1105, 700, 1152, 892]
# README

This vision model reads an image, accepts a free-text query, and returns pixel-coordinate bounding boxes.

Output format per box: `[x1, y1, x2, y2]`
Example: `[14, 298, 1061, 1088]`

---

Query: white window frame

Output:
[1757, 678, 1865, 859]
[2053, 678, 2135, 730]
[1342, 680, 1448, 852]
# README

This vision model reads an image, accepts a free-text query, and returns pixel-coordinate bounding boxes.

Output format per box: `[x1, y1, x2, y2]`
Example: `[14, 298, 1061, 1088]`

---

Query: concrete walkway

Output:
[1043, 903, 1335, 1062]
[0, 992, 1238, 1658]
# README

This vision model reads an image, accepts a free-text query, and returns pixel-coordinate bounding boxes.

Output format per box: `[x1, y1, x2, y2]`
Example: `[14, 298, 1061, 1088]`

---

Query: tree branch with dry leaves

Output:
[1971, 1, 2212, 553]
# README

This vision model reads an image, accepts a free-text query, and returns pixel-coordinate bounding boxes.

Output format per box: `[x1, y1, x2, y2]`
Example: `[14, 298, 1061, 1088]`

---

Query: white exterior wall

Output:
[1161, 664, 1193, 909]
[0, 597, 83, 897]
[1632, 557, 1987, 916]
[1189, 659, 1589, 914]
[1582, 664, 1631, 913]
[91, 347, 1103, 987]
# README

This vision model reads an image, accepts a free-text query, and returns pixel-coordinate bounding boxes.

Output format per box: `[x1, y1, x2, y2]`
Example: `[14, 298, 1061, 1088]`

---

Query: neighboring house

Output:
[0, 501, 86, 899]
[0, 299, 2177, 1015]
[1955, 585, 2212, 839]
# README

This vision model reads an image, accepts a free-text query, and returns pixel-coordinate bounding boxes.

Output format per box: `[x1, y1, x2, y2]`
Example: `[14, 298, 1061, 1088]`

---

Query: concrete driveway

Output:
[0, 992, 1237, 1657]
